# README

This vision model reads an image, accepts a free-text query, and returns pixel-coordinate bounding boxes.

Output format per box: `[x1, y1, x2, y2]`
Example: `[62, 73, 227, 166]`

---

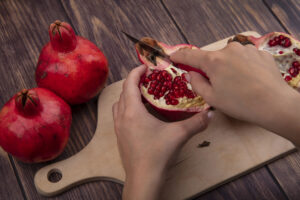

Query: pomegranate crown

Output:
[15, 89, 41, 116]
[49, 20, 77, 53]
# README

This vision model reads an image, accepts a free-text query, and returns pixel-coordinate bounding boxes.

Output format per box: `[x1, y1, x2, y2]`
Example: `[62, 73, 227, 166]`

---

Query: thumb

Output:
[189, 71, 212, 100]
[175, 110, 213, 139]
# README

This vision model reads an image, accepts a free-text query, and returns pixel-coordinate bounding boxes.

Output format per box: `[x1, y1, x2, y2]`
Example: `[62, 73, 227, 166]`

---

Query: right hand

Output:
[170, 42, 299, 126]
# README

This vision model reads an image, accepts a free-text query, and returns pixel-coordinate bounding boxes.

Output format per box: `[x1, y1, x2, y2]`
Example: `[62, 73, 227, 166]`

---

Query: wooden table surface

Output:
[0, 0, 300, 199]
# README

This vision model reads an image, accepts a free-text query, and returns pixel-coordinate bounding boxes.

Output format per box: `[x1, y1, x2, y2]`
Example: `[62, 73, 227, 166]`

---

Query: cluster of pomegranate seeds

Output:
[293, 48, 300, 56]
[268, 35, 291, 48]
[141, 69, 196, 105]
[286, 61, 300, 80]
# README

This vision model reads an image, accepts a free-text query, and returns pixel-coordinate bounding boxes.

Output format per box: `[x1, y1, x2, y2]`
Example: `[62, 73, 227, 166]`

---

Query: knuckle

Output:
[226, 41, 243, 51]
[205, 52, 223, 64]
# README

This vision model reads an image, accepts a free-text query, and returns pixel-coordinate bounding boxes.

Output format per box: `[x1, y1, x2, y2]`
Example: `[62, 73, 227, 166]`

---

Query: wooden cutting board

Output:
[34, 32, 296, 200]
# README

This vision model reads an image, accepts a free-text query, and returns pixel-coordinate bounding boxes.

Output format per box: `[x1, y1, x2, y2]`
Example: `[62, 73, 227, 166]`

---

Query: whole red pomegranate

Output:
[0, 88, 72, 163]
[35, 20, 109, 104]
[229, 32, 300, 90]
[135, 37, 210, 121]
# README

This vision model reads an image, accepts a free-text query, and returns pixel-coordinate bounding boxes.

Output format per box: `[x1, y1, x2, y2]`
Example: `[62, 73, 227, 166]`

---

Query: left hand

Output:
[112, 65, 211, 200]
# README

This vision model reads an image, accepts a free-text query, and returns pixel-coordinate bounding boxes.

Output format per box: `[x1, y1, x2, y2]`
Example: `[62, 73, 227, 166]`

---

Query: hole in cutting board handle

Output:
[47, 168, 62, 183]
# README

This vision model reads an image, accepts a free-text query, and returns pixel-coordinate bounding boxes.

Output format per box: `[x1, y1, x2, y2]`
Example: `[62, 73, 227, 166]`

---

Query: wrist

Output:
[256, 85, 300, 145]
[123, 164, 166, 200]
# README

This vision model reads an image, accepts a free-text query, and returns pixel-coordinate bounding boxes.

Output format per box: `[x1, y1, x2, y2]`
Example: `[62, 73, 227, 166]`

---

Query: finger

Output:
[170, 48, 210, 72]
[112, 102, 119, 122]
[245, 44, 257, 50]
[123, 65, 147, 104]
[118, 92, 125, 114]
[176, 110, 213, 138]
[189, 71, 212, 100]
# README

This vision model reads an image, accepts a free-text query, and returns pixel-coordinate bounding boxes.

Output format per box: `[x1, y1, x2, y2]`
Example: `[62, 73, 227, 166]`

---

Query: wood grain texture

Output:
[0, 0, 297, 199]
[0, 148, 24, 200]
[163, 0, 299, 198]
[264, 0, 300, 38]
[195, 167, 287, 200]
[262, 1, 300, 198]
[61, 0, 187, 83]
[0, 0, 122, 199]
[162, 0, 284, 46]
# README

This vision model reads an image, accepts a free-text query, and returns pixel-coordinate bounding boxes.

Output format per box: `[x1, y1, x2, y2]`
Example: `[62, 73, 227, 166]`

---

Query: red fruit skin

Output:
[0, 88, 72, 163]
[36, 20, 109, 105]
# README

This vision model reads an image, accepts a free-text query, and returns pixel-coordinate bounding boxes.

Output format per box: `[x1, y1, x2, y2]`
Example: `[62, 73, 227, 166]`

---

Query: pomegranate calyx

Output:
[15, 89, 41, 116]
[49, 20, 77, 53]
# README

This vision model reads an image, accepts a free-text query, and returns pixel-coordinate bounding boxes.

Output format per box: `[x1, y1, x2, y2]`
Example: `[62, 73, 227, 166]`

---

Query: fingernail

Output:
[184, 73, 191, 82]
[208, 111, 214, 119]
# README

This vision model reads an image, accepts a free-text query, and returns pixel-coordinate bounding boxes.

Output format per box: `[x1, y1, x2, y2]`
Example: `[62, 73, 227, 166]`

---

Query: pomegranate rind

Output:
[230, 32, 300, 89]
[136, 37, 210, 121]
[0, 88, 72, 163]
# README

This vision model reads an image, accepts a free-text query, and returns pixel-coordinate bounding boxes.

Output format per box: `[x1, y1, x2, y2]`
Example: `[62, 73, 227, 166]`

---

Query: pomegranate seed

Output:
[148, 88, 154, 94]
[171, 99, 179, 105]
[296, 50, 300, 56]
[174, 76, 181, 83]
[292, 61, 300, 68]
[161, 86, 167, 92]
[159, 92, 164, 97]
[157, 74, 163, 81]
[279, 51, 283, 54]
[283, 38, 291, 47]
[144, 77, 150, 83]
[150, 83, 156, 88]
[171, 68, 177, 74]
[285, 75, 292, 81]
[268, 40, 276, 47]
[182, 73, 187, 82]
[155, 85, 161, 91]
[143, 82, 149, 87]
[173, 85, 179, 90]
[166, 100, 171, 105]
[279, 35, 285, 40]
[153, 69, 159, 74]
[293, 48, 297, 52]
[289, 67, 299, 77]
[162, 70, 168, 77]
[154, 90, 159, 96]
[274, 37, 280, 42]
[150, 73, 157, 80]
[166, 75, 172, 81]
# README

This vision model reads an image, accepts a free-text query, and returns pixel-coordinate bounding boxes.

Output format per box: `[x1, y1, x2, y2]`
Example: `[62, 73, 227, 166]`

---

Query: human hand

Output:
[112, 65, 211, 200]
[171, 43, 297, 125]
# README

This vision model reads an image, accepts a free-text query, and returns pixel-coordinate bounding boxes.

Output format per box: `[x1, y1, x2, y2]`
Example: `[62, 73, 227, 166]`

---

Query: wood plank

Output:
[61, 0, 288, 199]
[264, 0, 300, 38]
[195, 167, 286, 200]
[162, 0, 284, 46]
[0, 0, 121, 199]
[0, 148, 24, 200]
[262, 1, 300, 199]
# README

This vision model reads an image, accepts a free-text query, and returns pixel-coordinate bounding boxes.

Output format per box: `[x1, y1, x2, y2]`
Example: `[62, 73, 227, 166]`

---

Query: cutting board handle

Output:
[34, 152, 95, 196]
[34, 142, 124, 196]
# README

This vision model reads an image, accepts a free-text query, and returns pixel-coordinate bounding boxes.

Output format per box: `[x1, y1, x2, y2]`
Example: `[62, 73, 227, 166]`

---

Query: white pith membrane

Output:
[136, 38, 209, 112]
[256, 32, 300, 88]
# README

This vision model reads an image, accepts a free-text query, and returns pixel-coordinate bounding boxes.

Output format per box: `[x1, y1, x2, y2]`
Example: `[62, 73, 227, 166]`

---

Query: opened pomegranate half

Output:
[135, 38, 210, 121]
[229, 32, 300, 90]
